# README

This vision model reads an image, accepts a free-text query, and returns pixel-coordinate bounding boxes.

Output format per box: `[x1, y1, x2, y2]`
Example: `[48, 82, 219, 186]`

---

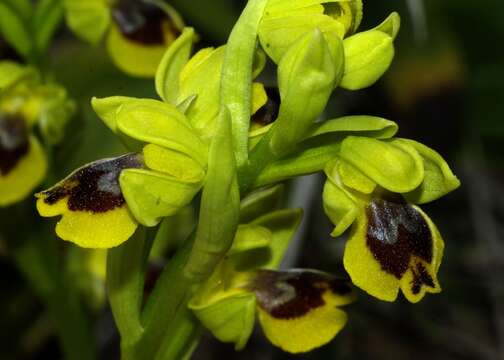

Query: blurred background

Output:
[1, 0, 504, 359]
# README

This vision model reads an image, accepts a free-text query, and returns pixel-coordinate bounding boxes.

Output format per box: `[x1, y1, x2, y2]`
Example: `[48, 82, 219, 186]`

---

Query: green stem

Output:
[12, 233, 96, 360]
[107, 228, 148, 357]
[131, 235, 196, 359]
[153, 298, 202, 360]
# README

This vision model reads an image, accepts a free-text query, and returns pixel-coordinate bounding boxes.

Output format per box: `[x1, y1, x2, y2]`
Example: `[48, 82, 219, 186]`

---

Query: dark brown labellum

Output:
[0, 112, 29, 176]
[42, 153, 143, 213]
[366, 199, 433, 279]
[253, 269, 352, 320]
[251, 87, 280, 126]
[112, 0, 179, 45]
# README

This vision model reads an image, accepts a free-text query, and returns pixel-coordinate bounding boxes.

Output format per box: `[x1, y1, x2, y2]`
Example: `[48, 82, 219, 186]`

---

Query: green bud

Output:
[258, 0, 363, 63]
[155, 27, 195, 104]
[37, 84, 76, 144]
[0, 61, 38, 91]
[340, 30, 394, 90]
[270, 28, 343, 156]
[120, 168, 203, 227]
[339, 136, 424, 193]
[402, 139, 461, 204]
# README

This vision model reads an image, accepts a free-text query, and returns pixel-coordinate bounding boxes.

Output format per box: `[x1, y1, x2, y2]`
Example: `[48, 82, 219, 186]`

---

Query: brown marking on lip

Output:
[0, 112, 29, 176]
[253, 269, 351, 319]
[366, 199, 433, 279]
[41, 153, 142, 213]
[112, 0, 179, 45]
[251, 87, 280, 126]
[411, 262, 435, 295]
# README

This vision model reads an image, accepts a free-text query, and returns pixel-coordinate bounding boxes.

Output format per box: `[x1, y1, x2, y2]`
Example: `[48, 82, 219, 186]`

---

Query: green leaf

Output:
[33, 0, 64, 53]
[306, 115, 398, 140]
[252, 208, 303, 269]
[340, 30, 394, 90]
[402, 139, 461, 204]
[240, 185, 284, 223]
[155, 27, 195, 104]
[120, 169, 203, 227]
[0, 2, 33, 58]
[339, 136, 424, 193]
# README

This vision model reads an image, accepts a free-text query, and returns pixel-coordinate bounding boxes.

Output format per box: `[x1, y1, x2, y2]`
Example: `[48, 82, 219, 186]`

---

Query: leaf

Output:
[0, 2, 33, 58]
[33, 0, 64, 53]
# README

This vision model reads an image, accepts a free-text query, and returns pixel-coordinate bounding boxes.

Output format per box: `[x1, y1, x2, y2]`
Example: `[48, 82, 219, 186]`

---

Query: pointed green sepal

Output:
[189, 291, 257, 350]
[306, 115, 398, 140]
[155, 27, 195, 104]
[372, 12, 401, 40]
[402, 139, 461, 204]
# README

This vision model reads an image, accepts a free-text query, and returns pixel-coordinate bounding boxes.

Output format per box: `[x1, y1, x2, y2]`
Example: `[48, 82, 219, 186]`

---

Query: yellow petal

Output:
[0, 135, 47, 207]
[35, 154, 142, 248]
[254, 269, 354, 353]
[343, 199, 443, 302]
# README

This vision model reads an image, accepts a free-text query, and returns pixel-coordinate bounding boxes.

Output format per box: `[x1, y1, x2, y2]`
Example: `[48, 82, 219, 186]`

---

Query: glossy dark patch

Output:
[42, 153, 142, 213]
[411, 263, 435, 295]
[366, 199, 433, 279]
[251, 87, 280, 126]
[0, 112, 29, 175]
[253, 269, 351, 319]
[112, 0, 179, 45]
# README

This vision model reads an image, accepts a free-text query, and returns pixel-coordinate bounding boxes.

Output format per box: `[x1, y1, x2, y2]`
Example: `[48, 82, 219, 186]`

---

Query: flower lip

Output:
[112, 0, 179, 45]
[40, 153, 143, 213]
[0, 112, 29, 176]
[251, 87, 280, 127]
[366, 198, 433, 278]
[253, 269, 352, 320]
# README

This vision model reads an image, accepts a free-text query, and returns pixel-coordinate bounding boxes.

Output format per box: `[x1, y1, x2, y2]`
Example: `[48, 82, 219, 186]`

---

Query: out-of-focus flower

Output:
[0, 61, 74, 206]
[64, 0, 184, 77]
